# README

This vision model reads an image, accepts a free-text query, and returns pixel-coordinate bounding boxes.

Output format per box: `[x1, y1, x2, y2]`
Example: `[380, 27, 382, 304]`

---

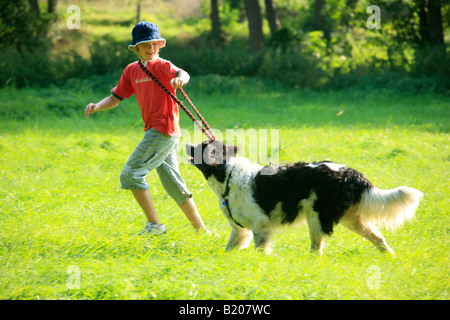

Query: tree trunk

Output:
[244, 0, 265, 52]
[48, 0, 57, 14]
[427, 0, 444, 46]
[28, 0, 40, 17]
[417, 0, 444, 46]
[137, 1, 141, 23]
[312, 0, 330, 42]
[264, 0, 280, 36]
[312, 0, 325, 30]
[418, 0, 429, 45]
[211, 0, 223, 44]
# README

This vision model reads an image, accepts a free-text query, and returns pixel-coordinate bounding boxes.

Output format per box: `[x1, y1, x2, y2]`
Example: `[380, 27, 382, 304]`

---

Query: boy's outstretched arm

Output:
[170, 70, 190, 89]
[84, 94, 120, 118]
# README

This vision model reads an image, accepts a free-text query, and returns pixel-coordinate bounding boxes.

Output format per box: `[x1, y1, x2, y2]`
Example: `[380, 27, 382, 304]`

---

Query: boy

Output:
[84, 22, 209, 235]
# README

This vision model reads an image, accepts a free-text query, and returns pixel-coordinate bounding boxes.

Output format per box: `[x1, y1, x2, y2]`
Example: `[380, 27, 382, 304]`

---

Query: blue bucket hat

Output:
[128, 22, 166, 51]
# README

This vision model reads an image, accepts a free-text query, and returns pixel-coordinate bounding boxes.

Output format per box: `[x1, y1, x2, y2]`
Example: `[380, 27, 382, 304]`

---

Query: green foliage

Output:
[0, 47, 53, 88]
[165, 43, 263, 77]
[412, 45, 450, 78]
[259, 44, 327, 89]
[0, 0, 448, 92]
[89, 36, 136, 75]
[0, 0, 55, 52]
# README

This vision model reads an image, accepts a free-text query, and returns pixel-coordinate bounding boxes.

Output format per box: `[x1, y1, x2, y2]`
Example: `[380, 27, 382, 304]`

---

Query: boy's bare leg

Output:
[132, 191, 207, 232]
[180, 196, 207, 232]
[131, 190, 161, 225]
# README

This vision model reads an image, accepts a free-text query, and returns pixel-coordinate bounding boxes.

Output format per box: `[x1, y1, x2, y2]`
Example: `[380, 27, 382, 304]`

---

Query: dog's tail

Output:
[355, 186, 423, 230]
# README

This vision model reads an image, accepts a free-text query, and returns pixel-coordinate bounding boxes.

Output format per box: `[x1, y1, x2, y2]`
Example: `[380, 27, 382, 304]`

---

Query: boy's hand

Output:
[84, 95, 120, 118]
[170, 77, 185, 88]
[84, 103, 97, 117]
[170, 70, 190, 89]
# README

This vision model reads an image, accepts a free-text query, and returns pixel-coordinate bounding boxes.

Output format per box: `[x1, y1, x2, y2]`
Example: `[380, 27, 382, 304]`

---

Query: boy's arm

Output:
[170, 70, 190, 89]
[84, 94, 120, 118]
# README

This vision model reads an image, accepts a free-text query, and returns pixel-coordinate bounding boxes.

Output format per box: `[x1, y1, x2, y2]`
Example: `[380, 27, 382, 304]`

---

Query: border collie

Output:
[186, 140, 423, 256]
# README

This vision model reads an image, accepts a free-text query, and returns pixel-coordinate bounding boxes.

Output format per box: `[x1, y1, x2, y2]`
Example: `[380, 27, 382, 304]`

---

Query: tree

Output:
[136, 1, 141, 23]
[211, 0, 223, 45]
[48, 0, 57, 14]
[244, 0, 265, 52]
[28, 0, 40, 17]
[413, 0, 447, 78]
[427, 1, 444, 46]
[312, 0, 330, 43]
[417, 0, 445, 46]
[264, 0, 280, 36]
[1, 0, 54, 51]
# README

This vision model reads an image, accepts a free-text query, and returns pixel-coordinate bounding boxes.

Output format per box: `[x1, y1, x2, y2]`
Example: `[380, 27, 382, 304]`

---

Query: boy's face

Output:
[136, 41, 164, 60]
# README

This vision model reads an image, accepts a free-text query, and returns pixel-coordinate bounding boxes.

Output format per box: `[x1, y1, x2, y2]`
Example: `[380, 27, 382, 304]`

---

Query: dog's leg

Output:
[226, 226, 253, 251]
[306, 210, 325, 256]
[252, 217, 273, 254]
[341, 210, 395, 256]
[301, 192, 324, 255]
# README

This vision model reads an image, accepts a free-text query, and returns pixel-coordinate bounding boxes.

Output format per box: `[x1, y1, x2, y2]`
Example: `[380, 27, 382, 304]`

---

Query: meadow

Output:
[0, 74, 448, 301]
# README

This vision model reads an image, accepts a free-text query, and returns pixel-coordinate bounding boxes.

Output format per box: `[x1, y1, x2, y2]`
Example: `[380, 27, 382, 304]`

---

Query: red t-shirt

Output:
[112, 58, 181, 136]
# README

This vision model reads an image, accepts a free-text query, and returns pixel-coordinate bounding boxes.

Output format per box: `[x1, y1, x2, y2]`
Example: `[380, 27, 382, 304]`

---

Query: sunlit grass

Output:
[0, 80, 448, 300]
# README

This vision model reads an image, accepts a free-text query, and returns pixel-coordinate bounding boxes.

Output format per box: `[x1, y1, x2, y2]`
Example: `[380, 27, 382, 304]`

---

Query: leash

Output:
[221, 167, 244, 228]
[138, 60, 215, 141]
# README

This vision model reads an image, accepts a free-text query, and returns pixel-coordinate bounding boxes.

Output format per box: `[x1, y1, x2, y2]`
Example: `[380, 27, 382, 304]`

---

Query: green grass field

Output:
[0, 76, 448, 300]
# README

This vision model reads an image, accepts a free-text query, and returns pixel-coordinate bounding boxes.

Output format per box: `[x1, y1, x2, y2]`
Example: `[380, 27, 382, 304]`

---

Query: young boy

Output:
[84, 22, 209, 235]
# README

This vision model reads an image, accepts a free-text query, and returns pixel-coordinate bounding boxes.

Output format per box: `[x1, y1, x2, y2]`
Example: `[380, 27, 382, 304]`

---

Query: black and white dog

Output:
[186, 140, 423, 256]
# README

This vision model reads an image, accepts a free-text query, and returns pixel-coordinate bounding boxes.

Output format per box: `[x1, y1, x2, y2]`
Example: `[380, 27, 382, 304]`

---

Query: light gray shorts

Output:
[120, 128, 191, 206]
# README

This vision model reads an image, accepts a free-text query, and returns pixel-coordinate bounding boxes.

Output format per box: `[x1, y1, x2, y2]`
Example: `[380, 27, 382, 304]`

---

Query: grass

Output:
[0, 77, 449, 300]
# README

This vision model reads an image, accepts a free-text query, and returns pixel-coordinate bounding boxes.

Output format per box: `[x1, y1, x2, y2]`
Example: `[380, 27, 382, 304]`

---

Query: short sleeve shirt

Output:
[112, 58, 181, 137]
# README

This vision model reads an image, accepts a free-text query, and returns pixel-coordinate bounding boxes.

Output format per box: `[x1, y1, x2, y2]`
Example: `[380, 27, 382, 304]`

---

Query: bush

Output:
[258, 45, 328, 89]
[0, 36, 447, 94]
[0, 47, 55, 88]
[89, 36, 135, 75]
[412, 45, 450, 79]
[164, 44, 262, 77]
[188, 74, 281, 95]
[329, 72, 449, 94]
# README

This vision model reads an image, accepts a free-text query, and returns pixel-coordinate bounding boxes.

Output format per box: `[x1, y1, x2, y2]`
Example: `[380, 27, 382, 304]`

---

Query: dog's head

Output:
[186, 140, 239, 181]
